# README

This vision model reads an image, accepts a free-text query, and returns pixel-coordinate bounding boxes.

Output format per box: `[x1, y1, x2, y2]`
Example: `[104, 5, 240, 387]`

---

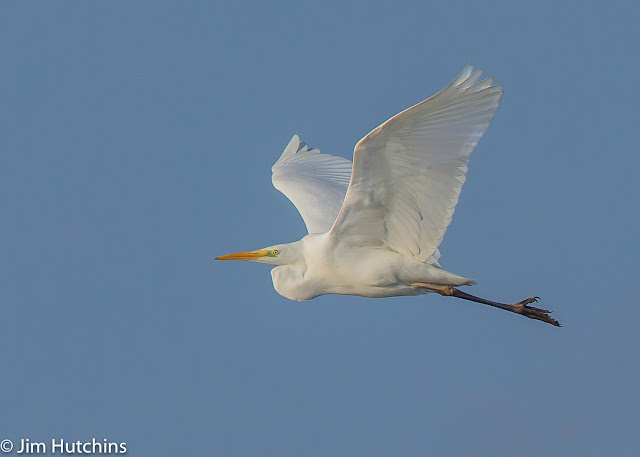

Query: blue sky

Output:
[1, 1, 638, 456]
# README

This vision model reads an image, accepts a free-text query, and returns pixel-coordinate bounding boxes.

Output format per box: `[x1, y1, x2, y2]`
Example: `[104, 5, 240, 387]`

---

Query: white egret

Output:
[217, 66, 560, 326]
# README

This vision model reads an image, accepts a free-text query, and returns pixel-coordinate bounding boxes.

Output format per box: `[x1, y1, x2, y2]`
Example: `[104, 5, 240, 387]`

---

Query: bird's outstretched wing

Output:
[330, 66, 503, 263]
[272, 135, 353, 234]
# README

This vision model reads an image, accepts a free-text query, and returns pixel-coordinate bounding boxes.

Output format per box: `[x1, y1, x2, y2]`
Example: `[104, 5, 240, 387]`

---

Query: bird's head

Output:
[215, 243, 295, 266]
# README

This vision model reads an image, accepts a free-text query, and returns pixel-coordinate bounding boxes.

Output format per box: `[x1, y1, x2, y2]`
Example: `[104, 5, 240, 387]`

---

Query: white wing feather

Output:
[330, 66, 503, 263]
[272, 135, 353, 234]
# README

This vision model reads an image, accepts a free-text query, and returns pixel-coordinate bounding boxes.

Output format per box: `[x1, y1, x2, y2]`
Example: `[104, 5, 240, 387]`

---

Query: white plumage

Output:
[272, 135, 352, 234]
[218, 66, 561, 326]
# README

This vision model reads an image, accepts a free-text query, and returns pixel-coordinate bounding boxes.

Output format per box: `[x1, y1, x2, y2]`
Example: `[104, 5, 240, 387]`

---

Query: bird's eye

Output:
[272, 250, 279, 255]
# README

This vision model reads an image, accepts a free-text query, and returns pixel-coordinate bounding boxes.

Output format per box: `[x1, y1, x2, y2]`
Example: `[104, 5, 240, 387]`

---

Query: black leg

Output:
[449, 288, 561, 327]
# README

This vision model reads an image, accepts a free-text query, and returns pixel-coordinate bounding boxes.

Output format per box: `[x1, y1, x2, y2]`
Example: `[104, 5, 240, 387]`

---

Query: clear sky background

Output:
[1, 1, 638, 456]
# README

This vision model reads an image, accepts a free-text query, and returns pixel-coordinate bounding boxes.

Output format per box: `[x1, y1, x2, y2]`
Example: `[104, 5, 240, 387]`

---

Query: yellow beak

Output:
[215, 250, 270, 261]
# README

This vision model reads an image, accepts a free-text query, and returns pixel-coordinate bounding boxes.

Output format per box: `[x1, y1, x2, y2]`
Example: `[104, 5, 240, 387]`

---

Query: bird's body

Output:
[270, 233, 475, 301]
[217, 66, 561, 326]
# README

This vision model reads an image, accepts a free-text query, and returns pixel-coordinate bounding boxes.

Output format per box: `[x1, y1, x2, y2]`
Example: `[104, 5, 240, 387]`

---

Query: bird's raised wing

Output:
[330, 66, 503, 263]
[272, 135, 353, 234]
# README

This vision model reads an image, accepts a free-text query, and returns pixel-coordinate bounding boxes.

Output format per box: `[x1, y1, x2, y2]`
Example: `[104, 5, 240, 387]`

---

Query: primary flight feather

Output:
[217, 65, 560, 327]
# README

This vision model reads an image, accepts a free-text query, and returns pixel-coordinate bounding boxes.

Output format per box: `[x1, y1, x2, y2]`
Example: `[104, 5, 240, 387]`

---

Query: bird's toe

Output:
[512, 299, 560, 327]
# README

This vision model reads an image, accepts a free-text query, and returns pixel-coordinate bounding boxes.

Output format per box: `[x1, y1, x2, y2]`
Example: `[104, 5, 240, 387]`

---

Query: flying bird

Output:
[217, 66, 560, 326]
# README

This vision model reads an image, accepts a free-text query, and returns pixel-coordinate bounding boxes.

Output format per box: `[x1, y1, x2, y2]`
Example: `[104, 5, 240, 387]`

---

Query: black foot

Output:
[512, 297, 561, 327]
